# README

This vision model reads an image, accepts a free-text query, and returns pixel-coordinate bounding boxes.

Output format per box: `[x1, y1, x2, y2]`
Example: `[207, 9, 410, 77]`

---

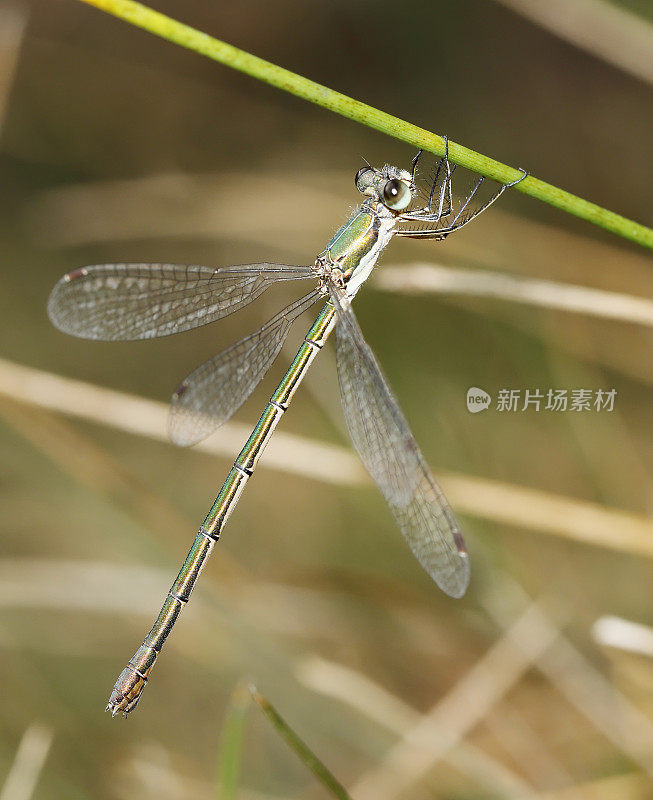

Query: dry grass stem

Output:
[537, 772, 650, 800]
[491, 0, 653, 85]
[0, 559, 189, 614]
[375, 263, 653, 327]
[347, 598, 561, 800]
[298, 655, 542, 798]
[2, 357, 652, 557]
[592, 616, 653, 659]
[0, 723, 53, 800]
[0, 357, 362, 485]
[486, 589, 653, 778]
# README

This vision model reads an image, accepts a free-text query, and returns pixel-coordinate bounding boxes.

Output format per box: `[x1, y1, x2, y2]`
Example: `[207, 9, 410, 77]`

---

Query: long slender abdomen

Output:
[106, 304, 336, 716]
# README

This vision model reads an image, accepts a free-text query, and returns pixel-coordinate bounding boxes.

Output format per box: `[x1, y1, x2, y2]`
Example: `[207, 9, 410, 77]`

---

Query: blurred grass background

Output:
[0, 1, 651, 798]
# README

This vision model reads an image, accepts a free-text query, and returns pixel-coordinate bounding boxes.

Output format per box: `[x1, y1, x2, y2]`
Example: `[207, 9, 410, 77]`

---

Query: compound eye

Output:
[355, 166, 372, 189]
[382, 178, 411, 210]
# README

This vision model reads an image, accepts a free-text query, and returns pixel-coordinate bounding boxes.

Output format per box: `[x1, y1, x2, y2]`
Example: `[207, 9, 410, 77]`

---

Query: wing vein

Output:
[48, 263, 316, 341]
[169, 289, 321, 446]
[329, 284, 469, 597]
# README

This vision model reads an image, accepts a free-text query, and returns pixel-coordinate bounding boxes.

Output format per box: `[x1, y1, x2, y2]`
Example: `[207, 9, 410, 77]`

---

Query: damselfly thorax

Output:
[313, 165, 412, 298]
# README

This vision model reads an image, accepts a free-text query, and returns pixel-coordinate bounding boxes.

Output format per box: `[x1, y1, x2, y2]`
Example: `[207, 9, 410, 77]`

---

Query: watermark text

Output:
[466, 387, 617, 413]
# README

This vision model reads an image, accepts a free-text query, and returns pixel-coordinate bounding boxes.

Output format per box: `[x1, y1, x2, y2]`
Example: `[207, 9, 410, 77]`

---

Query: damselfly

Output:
[48, 142, 526, 716]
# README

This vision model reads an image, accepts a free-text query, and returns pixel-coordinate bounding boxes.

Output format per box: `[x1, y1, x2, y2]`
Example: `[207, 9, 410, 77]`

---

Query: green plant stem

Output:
[215, 683, 250, 800]
[250, 686, 353, 800]
[76, 0, 653, 250]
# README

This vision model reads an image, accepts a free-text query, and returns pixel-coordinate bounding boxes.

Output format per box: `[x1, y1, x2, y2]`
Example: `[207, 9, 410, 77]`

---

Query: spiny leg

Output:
[397, 167, 528, 239]
[434, 135, 454, 219]
[406, 137, 456, 221]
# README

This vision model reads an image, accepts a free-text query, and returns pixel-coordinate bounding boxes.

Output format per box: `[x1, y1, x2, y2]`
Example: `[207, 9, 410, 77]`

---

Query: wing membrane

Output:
[169, 289, 321, 446]
[47, 263, 316, 341]
[329, 285, 469, 598]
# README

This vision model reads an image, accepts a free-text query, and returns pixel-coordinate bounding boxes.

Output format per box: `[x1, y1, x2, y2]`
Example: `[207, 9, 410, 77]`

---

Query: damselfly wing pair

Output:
[48, 144, 525, 715]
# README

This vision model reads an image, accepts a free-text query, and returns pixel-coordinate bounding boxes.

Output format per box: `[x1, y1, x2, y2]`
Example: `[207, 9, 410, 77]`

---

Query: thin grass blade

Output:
[250, 686, 353, 800]
[74, 0, 653, 249]
[215, 683, 250, 800]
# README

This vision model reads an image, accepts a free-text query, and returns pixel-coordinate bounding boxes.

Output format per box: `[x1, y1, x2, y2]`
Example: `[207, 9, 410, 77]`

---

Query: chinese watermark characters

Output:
[466, 387, 617, 413]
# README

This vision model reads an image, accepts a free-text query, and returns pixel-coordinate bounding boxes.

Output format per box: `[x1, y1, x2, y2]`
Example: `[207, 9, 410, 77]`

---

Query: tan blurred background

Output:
[0, 1, 652, 798]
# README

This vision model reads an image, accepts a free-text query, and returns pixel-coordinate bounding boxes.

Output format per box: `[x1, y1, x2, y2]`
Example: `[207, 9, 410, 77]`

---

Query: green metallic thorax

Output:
[317, 210, 379, 280]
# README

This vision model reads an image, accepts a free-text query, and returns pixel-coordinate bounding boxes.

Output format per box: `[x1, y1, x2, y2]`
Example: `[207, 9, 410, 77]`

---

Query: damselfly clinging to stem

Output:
[48, 141, 526, 716]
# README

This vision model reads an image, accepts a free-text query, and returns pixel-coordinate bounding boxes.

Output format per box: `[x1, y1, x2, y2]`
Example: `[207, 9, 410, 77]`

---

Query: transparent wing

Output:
[329, 285, 469, 598]
[47, 262, 316, 341]
[169, 289, 321, 447]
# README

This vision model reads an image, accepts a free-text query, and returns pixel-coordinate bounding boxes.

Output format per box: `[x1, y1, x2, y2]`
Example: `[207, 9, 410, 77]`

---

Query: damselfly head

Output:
[355, 162, 413, 212]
